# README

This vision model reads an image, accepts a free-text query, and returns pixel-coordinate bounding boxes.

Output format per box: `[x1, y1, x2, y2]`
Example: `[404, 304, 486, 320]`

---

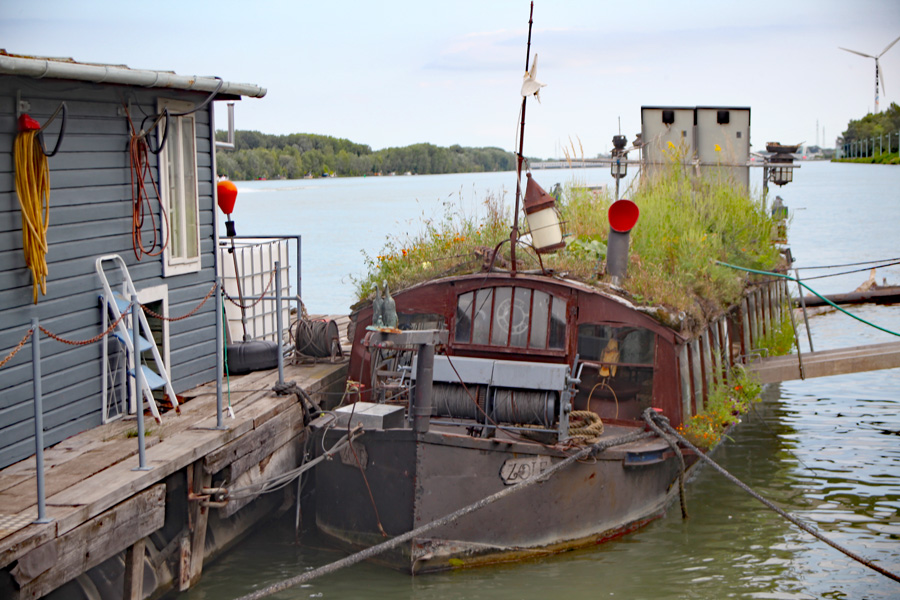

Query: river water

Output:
[189, 161, 900, 599]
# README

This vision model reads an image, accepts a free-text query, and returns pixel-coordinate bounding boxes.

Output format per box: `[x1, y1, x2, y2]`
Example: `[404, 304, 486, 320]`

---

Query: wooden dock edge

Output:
[0, 360, 348, 599]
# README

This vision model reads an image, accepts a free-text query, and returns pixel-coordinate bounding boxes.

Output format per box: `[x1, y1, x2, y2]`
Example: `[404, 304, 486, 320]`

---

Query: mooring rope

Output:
[642, 409, 688, 520]
[227, 425, 363, 500]
[644, 408, 900, 584]
[233, 428, 653, 600]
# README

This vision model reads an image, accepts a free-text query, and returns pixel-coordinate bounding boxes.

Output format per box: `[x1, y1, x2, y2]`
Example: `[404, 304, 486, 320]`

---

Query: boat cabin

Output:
[348, 272, 686, 434]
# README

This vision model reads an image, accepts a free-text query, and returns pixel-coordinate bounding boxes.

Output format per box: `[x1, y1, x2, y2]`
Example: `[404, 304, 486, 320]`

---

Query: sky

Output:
[2, 0, 899, 158]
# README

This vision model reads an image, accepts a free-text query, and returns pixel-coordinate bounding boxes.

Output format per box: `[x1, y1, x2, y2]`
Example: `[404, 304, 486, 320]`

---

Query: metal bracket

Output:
[16, 90, 30, 119]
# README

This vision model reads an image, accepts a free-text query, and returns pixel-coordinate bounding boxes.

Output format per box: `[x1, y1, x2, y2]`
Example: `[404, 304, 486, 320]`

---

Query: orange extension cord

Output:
[127, 111, 169, 260]
[14, 130, 50, 304]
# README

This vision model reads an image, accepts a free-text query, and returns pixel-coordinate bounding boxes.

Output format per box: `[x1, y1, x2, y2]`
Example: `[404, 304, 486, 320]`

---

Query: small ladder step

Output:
[131, 365, 168, 390]
[114, 331, 154, 353]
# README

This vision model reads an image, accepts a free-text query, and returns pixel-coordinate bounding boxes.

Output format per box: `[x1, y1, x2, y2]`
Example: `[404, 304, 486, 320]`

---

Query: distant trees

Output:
[841, 103, 900, 152]
[215, 131, 518, 180]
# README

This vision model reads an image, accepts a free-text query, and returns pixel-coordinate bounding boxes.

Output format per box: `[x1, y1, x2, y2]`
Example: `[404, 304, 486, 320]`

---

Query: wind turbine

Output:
[839, 34, 900, 113]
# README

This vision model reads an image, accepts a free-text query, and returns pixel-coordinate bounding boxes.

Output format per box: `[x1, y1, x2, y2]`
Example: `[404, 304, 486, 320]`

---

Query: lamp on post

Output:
[523, 172, 565, 254]
[610, 134, 628, 200]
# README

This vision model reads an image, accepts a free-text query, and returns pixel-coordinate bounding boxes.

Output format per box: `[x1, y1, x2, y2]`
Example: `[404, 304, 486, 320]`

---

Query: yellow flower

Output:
[667, 141, 675, 149]
[714, 144, 721, 152]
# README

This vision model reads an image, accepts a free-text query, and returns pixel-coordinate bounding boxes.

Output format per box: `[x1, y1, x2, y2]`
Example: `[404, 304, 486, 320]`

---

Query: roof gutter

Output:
[0, 54, 266, 99]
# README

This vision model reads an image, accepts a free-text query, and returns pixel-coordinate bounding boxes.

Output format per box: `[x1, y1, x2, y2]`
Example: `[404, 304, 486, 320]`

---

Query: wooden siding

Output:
[0, 76, 219, 469]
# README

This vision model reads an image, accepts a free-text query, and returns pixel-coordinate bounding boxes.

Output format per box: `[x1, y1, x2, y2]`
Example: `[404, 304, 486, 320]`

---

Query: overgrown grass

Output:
[757, 307, 797, 357]
[353, 157, 783, 328]
[351, 190, 512, 302]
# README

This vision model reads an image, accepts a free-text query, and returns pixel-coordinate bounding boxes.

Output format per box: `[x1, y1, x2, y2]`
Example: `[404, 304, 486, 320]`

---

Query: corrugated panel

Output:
[0, 76, 219, 468]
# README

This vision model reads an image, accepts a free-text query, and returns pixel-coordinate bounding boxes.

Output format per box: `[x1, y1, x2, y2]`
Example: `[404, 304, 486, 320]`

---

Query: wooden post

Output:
[123, 538, 146, 600]
[179, 460, 212, 591]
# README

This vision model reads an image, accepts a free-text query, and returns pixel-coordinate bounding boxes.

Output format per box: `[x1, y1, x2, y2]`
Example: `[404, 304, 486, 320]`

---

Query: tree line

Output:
[841, 102, 900, 151]
[215, 130, 519, 180]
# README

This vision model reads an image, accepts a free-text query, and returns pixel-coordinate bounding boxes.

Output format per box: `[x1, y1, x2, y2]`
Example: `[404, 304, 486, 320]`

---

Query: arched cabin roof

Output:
[352, 272, 684, 347]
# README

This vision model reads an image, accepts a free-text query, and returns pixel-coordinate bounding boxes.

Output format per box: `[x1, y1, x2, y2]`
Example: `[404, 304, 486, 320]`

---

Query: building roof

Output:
[0, 50, 266, 99]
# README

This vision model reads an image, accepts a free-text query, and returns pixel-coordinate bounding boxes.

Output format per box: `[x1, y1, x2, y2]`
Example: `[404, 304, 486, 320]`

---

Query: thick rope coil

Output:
[567, 409, 604, 443]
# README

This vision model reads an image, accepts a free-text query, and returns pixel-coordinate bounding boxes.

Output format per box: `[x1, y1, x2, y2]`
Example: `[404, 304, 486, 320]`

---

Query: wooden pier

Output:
[0, 334, 348, 599]
[746, 341, 900, 384]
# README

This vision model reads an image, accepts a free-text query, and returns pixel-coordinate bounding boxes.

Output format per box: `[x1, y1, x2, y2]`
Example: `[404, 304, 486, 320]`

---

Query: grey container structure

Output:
[641, 105, 751, 188]
[0, 52, 265, 469]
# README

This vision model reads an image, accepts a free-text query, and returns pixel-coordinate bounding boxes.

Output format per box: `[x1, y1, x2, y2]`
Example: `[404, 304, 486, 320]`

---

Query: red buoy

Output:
[217, 180, 238, 215]
[608, 199, 639, 233]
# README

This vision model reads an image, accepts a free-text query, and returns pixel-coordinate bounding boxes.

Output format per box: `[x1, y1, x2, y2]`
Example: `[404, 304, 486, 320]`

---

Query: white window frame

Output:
[158, 98, 202, 277]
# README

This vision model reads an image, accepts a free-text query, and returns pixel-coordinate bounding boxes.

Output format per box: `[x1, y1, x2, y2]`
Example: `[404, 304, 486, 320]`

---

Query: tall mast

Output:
[510, 1, 535, 276]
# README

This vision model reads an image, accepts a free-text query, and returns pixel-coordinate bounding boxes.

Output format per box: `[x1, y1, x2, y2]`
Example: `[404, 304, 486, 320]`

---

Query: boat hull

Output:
[315, 425, 683, 573]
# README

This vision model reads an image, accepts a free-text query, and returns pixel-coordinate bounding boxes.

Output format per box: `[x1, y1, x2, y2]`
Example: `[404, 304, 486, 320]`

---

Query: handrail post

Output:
[215, 277, 225, 429]
[132, 296, 151, 471]
[275, 261, 284, 386]
[794, 269, 814, 352]
[31, 318, 51, 524]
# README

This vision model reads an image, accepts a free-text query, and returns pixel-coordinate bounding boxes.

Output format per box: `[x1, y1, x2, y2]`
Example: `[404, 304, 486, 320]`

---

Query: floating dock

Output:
[0, 350, 347, 599]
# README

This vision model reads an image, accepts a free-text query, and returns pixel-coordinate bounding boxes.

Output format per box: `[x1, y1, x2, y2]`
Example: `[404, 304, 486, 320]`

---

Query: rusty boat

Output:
[312, 270, 709, 573]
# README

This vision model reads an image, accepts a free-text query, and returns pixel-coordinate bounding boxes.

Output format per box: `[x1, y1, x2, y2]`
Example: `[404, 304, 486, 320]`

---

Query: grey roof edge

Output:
[0, 53, 266, 99]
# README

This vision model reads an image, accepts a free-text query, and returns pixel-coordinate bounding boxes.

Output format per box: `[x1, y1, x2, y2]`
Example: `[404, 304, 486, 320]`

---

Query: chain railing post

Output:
[215, 277, 225, 429]
[275, 261, 284, 386]
[31, 318, 51, 524]
[132, 296, 151, 471]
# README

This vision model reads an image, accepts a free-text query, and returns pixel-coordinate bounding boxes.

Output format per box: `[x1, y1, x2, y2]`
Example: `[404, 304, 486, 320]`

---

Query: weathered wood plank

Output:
[204, 402, 305, 476]
[747, 341, 900, 384]
[123, 537, 146, 600]
[13, 483, 165, 600]
[179, 461, 211, 591]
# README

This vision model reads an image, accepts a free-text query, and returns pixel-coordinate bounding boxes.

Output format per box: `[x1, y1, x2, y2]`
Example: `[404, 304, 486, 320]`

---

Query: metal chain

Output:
[222, 268, 276, 310]
[0, 329, 34, 368]
[39, 307, 132, 346]
[141, 283, 217, 322]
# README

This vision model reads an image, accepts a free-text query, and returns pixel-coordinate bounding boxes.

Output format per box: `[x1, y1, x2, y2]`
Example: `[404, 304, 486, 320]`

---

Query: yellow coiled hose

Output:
[14, 130, 50, 304]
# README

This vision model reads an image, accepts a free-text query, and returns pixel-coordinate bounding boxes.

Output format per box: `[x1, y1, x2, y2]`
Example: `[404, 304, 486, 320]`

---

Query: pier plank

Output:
[747, 341, 900, 384]
[12, 484, 165, 600]
[0, 360, 347, 584]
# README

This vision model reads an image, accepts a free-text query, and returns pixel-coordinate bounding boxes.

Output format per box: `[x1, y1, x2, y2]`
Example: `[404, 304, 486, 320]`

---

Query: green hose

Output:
[715, 260, 900, 338]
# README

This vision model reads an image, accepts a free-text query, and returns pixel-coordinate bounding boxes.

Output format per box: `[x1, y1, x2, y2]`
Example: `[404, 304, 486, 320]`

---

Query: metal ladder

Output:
[96, 254, 179, 423]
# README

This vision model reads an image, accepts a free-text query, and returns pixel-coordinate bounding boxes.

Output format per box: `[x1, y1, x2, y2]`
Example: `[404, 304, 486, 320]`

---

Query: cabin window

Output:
[575, 324, 655, 420]
[158, 99, 201, 276]
[454, 287, 565, 351]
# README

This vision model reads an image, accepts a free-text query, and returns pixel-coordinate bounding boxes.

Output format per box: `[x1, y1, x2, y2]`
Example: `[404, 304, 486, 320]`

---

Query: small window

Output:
[578, 324, 655, 365]
[159, 99, 201, 276]
[454, 287, 565, 351]
[575, 324, 656, 419]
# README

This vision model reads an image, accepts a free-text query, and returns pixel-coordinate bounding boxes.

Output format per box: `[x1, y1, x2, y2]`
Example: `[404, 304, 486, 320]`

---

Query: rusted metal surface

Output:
[314, 424, 687, 573]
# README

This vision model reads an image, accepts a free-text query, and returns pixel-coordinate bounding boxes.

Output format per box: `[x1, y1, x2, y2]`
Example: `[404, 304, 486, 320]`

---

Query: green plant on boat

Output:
[351, 189, 512, 303]
[677, 367, 762, 449]
[353, 156, 783, 329]
[756, 306, 797, 357]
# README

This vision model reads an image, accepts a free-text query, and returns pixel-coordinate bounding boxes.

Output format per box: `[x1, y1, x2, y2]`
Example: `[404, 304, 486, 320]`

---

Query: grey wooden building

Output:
[0, 52, 265, 469]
